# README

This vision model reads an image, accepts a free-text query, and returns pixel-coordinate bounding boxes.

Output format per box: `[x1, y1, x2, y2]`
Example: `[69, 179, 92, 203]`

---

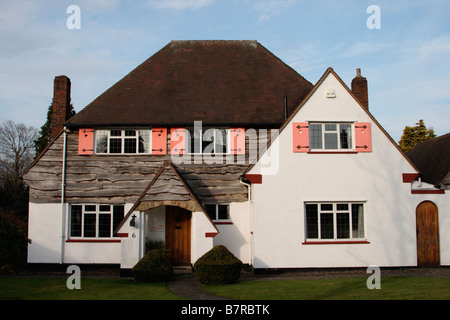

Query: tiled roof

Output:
[407, 133, 450, 186]
[67, 40, 313, 127]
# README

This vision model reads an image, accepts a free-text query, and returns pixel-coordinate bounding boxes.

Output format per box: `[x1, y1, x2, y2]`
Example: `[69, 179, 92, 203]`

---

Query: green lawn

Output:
[0, 277, 184, 300]
[203, 277, 450, 300]
[1, 276, 449, 300]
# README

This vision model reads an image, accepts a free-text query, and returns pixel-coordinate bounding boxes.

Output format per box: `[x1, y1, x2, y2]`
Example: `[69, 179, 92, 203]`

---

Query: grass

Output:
[1, 276, 449, 300]
[0, 277, 184, 300]
[203, 277, 450, 300]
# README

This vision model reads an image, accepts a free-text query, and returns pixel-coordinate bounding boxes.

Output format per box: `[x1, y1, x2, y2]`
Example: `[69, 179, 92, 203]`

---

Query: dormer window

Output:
[95, 129, 151, 154]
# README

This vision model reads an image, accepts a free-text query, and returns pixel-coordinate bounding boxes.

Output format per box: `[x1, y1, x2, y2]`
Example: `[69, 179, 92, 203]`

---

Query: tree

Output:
[398, 119, 436, 153]
[34, 102, 76, 156]
[0, 120, 38, 215]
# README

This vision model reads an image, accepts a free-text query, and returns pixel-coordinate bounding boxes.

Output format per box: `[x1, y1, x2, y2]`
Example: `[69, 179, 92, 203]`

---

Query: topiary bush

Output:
[132, 248, 173, 282]
[194, 245, 242, 285]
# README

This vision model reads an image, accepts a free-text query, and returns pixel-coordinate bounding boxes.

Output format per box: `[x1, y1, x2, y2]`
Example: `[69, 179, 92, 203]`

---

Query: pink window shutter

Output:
[78, 128, 94, 155]
[230, 128, 245, 155]
[170, 128, 186, 155]
[293, 122, 309, 153]
[152, 128, 167, 155]
[355, 122, 372, 152]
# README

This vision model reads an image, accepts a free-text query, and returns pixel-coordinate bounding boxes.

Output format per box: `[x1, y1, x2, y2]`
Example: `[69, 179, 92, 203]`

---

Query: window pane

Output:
[202, 129, 215, 154]
[324, 133, 338, 149]
[113, 206, 125, 232]
[325, 124, 337, 131]
[95, 130, 108, 154]
[125, 130, 136, 137]
[337, 203, 349, 211]
[218, 205, 229, 220]
[337, 212, 350, 239]
[124, 138, 137, 153]
[321, 204, 333, 211]
[99, 214, 111, 238]
[138, 130, 150, 153]
[70, 205, 82, 237]
[215, 129, 227, 154]
[340, 124, 352, 149]
[84, 205, 96, 212]
[110, 130, 121, 137]
[205, 205, 217, 220]
[109, 138, 122, 153]
[309, 124, 322, 149]
[99, 205, 111, 212]
[84, 214, 96, 237]
[188, 129, 202, 154]
[305, 204, 318, 239]
[320, 213, 334, 239]
[352, 204, 365, 238]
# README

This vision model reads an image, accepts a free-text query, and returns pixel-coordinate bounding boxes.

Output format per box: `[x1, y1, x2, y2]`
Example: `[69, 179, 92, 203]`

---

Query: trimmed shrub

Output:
[194, 245, 242, 285]
[132, 249, 173, 282]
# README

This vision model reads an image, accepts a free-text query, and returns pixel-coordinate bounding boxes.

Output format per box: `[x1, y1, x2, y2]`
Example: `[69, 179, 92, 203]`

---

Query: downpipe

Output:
[60, 127, 68, 264]
[239, 177, 254, 266]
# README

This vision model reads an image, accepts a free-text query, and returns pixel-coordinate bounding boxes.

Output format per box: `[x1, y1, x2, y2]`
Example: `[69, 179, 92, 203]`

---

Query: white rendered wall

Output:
[212, 202, 251, 264]
[28, 203, 63, 264]
[249, 72, 420, 269]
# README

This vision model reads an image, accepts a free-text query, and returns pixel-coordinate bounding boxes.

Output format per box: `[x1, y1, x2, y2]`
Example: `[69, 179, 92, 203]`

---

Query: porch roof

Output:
[114, 161, 218, 234]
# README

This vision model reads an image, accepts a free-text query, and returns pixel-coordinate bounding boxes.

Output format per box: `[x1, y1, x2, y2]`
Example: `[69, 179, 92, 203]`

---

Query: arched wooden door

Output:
[416, 201, 440, 267]
[165, 206, 191, 265]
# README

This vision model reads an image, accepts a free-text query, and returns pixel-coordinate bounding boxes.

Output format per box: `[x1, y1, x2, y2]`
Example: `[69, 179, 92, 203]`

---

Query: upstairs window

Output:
[95, 129, 151, 154]
[309, 123, 353, 151]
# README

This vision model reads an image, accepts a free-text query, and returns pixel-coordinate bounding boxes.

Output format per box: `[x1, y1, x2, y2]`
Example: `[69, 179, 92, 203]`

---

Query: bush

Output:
[0, 214, 30, 267]
[132, 249, 173, 282]
[194, 245, 242, 285]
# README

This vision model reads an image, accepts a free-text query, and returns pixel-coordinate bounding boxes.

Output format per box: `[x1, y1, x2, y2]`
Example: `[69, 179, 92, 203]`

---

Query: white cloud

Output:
[253, 0, 297, 22]
[148, 0, 215, 10]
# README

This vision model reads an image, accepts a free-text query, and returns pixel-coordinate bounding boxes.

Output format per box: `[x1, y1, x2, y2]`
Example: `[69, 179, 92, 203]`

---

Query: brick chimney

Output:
[51, 75, 71, 140]
[351, 68, 368, 111]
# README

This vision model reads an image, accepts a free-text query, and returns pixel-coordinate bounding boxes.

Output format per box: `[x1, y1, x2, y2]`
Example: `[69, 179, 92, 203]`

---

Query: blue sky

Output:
[1, 0, 449, 142]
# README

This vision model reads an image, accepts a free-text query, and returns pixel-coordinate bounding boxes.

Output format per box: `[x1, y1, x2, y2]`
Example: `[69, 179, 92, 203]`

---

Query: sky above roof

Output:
[1, 0, 449, 142]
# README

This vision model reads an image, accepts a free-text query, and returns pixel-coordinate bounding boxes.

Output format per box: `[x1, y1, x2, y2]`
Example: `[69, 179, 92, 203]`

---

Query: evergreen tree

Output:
[398, 119, 436, 153]
[34, 102, 76, 156]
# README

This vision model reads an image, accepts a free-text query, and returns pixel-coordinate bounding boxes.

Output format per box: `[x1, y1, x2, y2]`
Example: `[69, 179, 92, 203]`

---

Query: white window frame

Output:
[204, 204, 231, 222]
[69, 204, 125, 239]
[95, 129, 151, 155]
[309, 122, 355, 151]
[304, 202, 365, 242]
[186, 128, 230, 155]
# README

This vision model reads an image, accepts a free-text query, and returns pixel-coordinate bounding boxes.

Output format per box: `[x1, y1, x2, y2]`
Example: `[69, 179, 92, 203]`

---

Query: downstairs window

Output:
[70, 204, 124, 238]
[305, 202, 365, 241]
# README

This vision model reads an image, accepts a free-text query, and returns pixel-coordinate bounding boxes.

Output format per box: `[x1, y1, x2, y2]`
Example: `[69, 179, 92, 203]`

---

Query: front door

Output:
[416, 201, 440, 267]
[165, 206, 191, 265]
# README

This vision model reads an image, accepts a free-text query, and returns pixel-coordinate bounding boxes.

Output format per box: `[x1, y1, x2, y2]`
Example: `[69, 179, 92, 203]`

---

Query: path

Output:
[166, 274, 228, 300]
